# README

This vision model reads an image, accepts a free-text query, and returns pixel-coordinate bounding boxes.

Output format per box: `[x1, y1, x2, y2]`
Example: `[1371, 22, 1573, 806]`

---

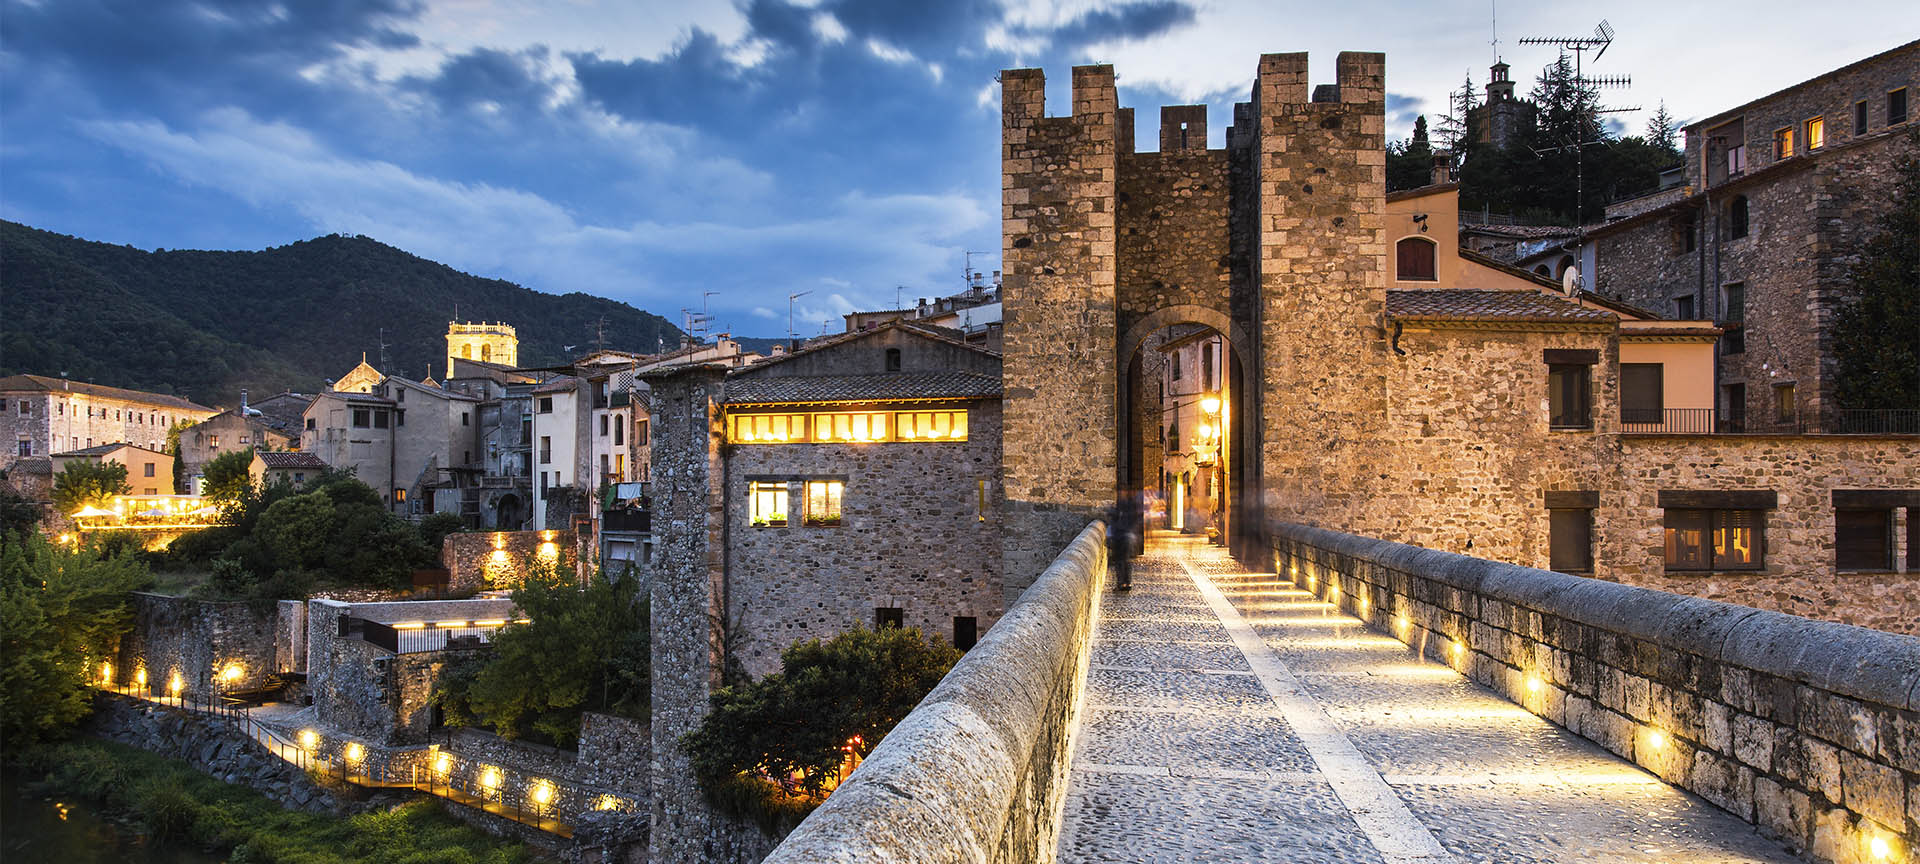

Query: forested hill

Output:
[0, 221, 684, 405]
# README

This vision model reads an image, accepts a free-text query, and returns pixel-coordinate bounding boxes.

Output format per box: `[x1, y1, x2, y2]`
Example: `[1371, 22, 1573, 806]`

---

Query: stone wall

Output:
[443, 529, 576, 589]
[725, 398, 1003, 678]
[761, 521, 1107, 864]
[305, 597, 511, 745]
[114, 592, 279, 698]
[999, 65, 1119, 596]
[275, 599, 307, 673]
[86, 694, 334, 813]
[1269, 521, 1919, 864]
[1682, 41, 1917, 184]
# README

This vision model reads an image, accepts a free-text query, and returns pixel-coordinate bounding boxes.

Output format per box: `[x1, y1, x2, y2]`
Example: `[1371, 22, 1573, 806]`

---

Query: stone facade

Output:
[1271, 522, 1920, 864]
[113, 592, 279, 698]
[762, 522, 1106, 864]
[87, 694, 336, 813]
[0, 374, 216, 469]
[442, 529, 577, 589]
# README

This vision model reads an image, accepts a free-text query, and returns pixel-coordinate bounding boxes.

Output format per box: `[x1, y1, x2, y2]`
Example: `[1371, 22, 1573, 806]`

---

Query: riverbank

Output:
[9, 739, 537, 863]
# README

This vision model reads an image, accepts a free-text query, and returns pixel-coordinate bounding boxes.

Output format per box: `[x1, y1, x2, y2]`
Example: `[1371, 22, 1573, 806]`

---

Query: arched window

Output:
[1727, 195, 1749, 239]
[481, 344, 492, 362]
[1395, 237, 1437, 281]
[461, 345, 473, 359]
[1557, 256, 1577, 279]
[1534, 265, 1551, 276]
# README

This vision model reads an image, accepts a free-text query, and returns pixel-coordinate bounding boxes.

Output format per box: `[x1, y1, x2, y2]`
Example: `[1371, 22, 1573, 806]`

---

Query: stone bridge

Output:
[763, 525, 1918, 864]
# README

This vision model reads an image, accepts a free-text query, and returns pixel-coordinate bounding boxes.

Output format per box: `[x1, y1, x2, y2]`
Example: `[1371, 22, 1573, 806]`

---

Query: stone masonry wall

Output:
[725, 399, 1003, 679]
[1271, 522, 1920, 864]
[1117, 125, 1234, 339]
[1252, 52, 1392, 535]
[86, 694, 336, 814]
[761, 521, 1107, 864]
[114, 592, 279, 698]
[1683, 41, 1916, 184]
[444, 529, 577, 589]
[1000, 66, 1119, 597]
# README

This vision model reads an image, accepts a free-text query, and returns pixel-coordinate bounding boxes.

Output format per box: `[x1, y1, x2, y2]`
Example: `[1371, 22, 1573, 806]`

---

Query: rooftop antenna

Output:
[591, 316, 609, 354]
[1519, 20, 1634, 224]
[1489, 0, 1500, 63]
[788, 290, 813, 343]
[377, 327, 390, 371]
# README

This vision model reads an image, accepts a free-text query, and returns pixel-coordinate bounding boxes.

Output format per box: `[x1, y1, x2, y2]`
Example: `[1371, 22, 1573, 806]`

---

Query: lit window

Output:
[1773, 127, 1793, 158]
[897, 410, 968, 441]
[749, 481, 788, 527]
[729, 413, 809, 443]
[1805, 116, 1824, 150]
[1664, 508, 1764, 571]
[812, 412, 889, 443]
[805, 480, 843, 526]
[210, 435, 220, 447]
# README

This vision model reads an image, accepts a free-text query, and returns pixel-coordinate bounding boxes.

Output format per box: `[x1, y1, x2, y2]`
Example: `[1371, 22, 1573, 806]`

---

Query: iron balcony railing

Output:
[1621, 408, 1920, 435]
[346, 617, 516, 654]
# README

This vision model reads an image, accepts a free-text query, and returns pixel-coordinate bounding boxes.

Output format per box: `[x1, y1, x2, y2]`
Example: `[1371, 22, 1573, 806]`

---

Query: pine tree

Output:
[1646, 101, 1679, 158]
[1435, 72, 1478, 153]
[1410, 115, 1431, 153]
[1832, 130, 1920, 411]
[1386, 115, 1437, 192]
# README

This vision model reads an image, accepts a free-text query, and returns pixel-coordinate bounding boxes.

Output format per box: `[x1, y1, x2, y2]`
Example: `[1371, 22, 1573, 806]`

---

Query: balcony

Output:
[1622, 408, 1920, 436]
[602, 508, 651, 534]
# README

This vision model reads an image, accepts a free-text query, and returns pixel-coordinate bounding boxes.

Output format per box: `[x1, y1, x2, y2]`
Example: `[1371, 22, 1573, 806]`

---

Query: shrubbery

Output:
[0, 532, 149, 744]
[682, 625, 959, 803]
[433, 563, 649, 747]
[51, 458, 131, 515]
[13, 739, 534, 863]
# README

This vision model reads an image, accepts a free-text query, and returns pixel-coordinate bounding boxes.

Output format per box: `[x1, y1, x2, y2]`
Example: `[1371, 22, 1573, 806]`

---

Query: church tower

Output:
[446, 321, 519, 375]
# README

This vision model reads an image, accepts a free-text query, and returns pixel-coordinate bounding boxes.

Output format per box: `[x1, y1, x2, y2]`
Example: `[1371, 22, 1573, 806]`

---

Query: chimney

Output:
[1430, 150, 1452, 187]
[241, 388, 249, 414]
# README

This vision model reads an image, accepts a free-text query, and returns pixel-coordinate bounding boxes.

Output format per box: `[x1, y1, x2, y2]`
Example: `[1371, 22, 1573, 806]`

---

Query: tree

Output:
[1386, 115, 1437, 192]
[51, 460, 130, 517]
[434, 566, 649, 746]
[1435, 72, 1478, 155]
[255, 491, 337, 571]
[201, 449, 254, 512]
[0, 486, 45, 545]
[1646, 101, 1679, 158]
[418, 511, 465, 557]
[164, 419, 195, 494]
[1833, 130, 1920, 411]
[0, 533, 150, 743]
[683, 625, 960, 798]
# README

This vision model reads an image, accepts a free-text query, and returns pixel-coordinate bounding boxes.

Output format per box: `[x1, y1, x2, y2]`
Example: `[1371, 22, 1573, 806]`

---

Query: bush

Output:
[418, 512, 465, 555]
[683, 625, 959, 800]
[51, 459, 130, 515]
[0, 533, 149, 743]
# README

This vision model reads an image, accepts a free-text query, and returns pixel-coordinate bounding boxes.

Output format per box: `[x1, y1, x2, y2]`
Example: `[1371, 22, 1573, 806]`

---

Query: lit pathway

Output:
[1056, 531, 1804, 864]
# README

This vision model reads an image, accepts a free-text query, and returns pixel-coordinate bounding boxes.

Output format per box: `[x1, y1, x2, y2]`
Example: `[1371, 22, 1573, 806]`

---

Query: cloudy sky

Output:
[1, 1, 1906, 337]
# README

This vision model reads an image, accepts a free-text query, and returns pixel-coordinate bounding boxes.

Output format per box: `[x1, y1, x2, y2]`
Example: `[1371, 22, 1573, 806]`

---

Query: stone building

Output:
[994, 51, 1919, 635]
[444, 321, 519, 374]
[301, 370, 483, 517]
[1466, 60, 1537, 151]
[1585, 38, 1918, 432]
[249, 450, 328, 488]
[179, 390, 311, 492]
[0, 374, 215, 469]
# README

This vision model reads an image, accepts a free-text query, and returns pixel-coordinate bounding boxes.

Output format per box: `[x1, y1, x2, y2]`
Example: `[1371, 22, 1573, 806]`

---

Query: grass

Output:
[12, 739, 539, 864]
[145, 567, 210, 596]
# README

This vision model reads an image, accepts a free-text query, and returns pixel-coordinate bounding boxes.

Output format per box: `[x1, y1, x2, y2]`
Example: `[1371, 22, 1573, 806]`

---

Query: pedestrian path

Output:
[1056, 531, 1805, 864]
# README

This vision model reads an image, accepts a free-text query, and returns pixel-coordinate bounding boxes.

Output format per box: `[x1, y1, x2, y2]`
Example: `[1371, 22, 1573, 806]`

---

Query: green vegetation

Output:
[1833, 129, 1920, 411]
[12, 739, 533, 864]
[202, 448, 256, 510]
[1400, 56, 1683, 225]
[0, 484, 47, 540]
[50, 459, 131, 516]
[0, 533, 149, 744]
[683, 625, 959, 806]
[434, 564, 649, 747]
[0, 220, 684, 400]
[165, 470, 439, 601]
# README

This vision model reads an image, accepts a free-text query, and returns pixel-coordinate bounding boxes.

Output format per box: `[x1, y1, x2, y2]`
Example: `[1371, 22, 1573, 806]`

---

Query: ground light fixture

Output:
[300, 729, 319, 751]
[343, 742, 365, 764]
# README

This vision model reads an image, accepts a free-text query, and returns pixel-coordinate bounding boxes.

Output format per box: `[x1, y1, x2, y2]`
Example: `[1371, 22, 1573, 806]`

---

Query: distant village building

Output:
[0, 374, 215, 470]
[444, 321, 519, 375]
[301, 360, 483, 518]
[51, 442, 173, 496]
[1467, 60, 1536, 151]
[179, 389, 312, 492]
[249, 450, 328, 488]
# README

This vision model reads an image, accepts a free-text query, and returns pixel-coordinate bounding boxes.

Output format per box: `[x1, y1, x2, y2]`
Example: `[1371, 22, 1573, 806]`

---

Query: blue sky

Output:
[1, 1, 1907, 337]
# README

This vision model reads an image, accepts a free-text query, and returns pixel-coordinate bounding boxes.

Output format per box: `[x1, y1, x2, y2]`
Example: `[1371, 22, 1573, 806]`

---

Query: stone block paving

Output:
[1057, 532, 1806, 864]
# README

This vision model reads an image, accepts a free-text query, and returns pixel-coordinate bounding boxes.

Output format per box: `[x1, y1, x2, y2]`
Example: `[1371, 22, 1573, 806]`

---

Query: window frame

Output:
[1805, 116, 1824, 150]
[1546, 361, 1593, 431]
[1773, 382, 1797, 424]
[1726, 196, 1750, 240]
[1772, 126, 1794, 159]
[1663, 507, 1767, 572]
[1834, 508, 1893, 572]
[1620, 363, 1664, 426]
[1548, 507, 1594, 574]
[748, 480, 789, 527]
[804, 479, 844, 527]
[1395, 236, 1438, 282]
[1890, 87, 1909, 126]
[1855, 99, 1870, 134]
[953, 616, 979, 650]
[874, 607, 904, 629]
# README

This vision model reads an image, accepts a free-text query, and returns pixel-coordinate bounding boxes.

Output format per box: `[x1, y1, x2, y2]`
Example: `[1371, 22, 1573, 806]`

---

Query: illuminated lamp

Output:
[594, 794, 622, 811]
[300, 729, 319, 751]
[136, 668, 149, 688]
[343, 742, 365, 764]
[531, 780, 554, 806]
[168, 672, 183, 696]
[1869, 835, 1892, 861]
[1645, 728, 1667, 751]
[536, 541, 559, 559]
[479, 767, 502, 791]
[1525, 676, 1543, 694]
[434, 751, 453, 774]
[222, 663, 244, 684]
[1200, 395, 1222, 415]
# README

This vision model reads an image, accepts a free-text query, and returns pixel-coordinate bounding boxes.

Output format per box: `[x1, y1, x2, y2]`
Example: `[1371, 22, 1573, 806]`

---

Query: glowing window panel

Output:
[897, 410, 968, 441]
[805, 480, 844, 526]
[750, 481, 788, 527]
[730, 413, 808, 443]
[813, 412, 890, 443]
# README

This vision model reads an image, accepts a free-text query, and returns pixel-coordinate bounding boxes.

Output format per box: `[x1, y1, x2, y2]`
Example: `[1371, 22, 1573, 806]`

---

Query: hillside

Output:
[0, 221, 684, 404]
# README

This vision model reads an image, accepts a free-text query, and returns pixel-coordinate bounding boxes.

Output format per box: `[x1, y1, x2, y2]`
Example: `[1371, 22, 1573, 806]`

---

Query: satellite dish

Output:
[1561, 265, 1581, 296]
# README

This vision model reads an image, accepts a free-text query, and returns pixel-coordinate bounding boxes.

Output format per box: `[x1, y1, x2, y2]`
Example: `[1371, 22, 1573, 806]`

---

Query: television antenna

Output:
[1519, 20, 1635, 223]
[788, 290, 813, 343]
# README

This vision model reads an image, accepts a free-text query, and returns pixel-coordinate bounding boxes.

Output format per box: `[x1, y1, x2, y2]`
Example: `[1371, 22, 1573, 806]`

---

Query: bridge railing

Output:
[1266, 521, 1918, 864]
[762, 521, 1108, 864]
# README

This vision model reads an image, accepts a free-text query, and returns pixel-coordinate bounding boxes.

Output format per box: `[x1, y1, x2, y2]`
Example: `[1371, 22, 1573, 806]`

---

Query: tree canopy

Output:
[51, 459, 131, 517]
[1833, 129, 1920, 410]
[0, 533, 150, 744]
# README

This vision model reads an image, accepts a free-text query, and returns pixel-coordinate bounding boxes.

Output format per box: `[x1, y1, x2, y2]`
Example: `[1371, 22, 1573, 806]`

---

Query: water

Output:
[0, 769, 224, 864]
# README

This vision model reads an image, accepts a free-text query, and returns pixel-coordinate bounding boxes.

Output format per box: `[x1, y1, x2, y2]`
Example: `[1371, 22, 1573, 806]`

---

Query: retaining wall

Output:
[443, 530, 576, 589]
[114, 593, 279, 698]
[1267, 520, 1919, 864]
[761, 520, 1108, 864]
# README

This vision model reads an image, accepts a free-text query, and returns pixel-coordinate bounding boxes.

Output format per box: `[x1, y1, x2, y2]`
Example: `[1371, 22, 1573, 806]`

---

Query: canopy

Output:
[71, 505, 117, 519]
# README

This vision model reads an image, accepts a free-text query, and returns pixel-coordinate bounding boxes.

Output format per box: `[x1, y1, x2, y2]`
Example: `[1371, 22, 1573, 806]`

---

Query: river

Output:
[0, 769, 225, 864]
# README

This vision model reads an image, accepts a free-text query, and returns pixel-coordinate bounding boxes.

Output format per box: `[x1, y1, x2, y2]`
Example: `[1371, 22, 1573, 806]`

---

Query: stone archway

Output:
[1118, 304, 1254, 378]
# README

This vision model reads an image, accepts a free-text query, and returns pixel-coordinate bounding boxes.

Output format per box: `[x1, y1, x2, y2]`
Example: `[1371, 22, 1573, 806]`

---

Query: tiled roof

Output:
[0, 374, 214, 413]
[727, 372, 1002, 405]
[1457, 223, 1581, 239]
[257, 451, 328, 470]
[54, 442, 140, 457]
[739, 319, 999, 376]
[1387, 290, 1617, 324]
[533, 376, 579, 394]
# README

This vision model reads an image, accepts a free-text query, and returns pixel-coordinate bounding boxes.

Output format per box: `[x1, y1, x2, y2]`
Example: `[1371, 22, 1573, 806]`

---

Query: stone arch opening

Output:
[495, 493, 522, 530]
[1117, 305, 1252, 550]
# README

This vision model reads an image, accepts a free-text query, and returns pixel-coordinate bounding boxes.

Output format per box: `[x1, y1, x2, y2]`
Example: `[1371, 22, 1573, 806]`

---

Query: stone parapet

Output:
[1268, 520, 1919, 864]
[761, 520, 1107, 864]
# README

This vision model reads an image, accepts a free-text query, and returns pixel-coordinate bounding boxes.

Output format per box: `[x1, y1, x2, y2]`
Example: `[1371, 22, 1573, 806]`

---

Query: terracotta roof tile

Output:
[1387, 290, 1617, 324]
[726, 372, 1002, 405]
[257, 452, 328, 470]
[0, 374, 214, 413]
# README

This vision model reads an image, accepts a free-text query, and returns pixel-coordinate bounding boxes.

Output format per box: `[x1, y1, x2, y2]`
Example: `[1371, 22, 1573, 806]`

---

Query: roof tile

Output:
[727, 372, 1001, 405]
[1387, 290, 1617, 324]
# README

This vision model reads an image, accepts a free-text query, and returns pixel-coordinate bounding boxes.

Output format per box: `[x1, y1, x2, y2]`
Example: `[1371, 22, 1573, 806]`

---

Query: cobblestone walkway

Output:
[1056, 532, 1805, 864]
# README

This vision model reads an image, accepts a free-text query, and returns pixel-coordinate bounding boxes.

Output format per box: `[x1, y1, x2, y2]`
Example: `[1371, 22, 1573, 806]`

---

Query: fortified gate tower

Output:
[999, 52, 1391, 586]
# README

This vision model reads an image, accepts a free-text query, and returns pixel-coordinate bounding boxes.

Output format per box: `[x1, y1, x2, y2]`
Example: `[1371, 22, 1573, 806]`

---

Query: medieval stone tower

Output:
[446, 321, 519, 373]
[999, 51, 1389, 581]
